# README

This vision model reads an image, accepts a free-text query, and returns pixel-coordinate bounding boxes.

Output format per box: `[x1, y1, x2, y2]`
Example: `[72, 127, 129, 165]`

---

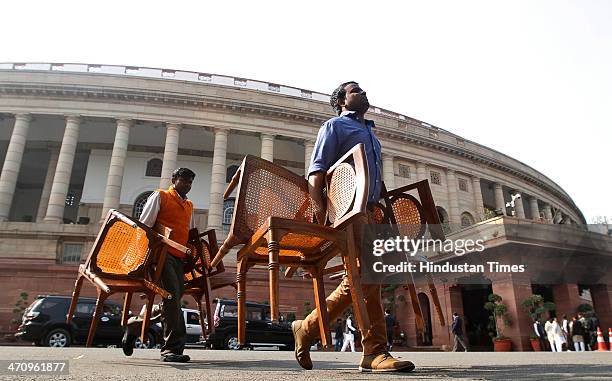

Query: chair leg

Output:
[237, 256, 248, 347]
[312, 269, 331, 349]
[67, 275, 84, 324]
[267, 231, 280, 322]
[140, 292, 155, 343]
[344, 224, 370, 331]
[202, 277, 214, 337]
[192, 293, 208, 340]
[122, 292, 132, 327]
[86, 289, 107, 347]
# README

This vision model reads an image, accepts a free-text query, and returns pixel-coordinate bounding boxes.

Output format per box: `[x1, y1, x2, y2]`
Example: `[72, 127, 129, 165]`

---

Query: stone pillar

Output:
[543, 204, 553, 223]
[446, 169, 460, 226]
[0, 114, 31, 221]
[260, 133, 275, 162]
[36, 149, 59, 222]
[529, 197, 540, 221]
[493, 183, 506, 216]
[416, 161, 427, 182]
[159, 123, 181, 189]
[100, 119, 132, 221]
[304, 139, 314, 175]
[552, 284, 583, 319]
[591, 284, 612, 330]
[382, 153, 395, 190]
[513, 192, 525, 219]
[471, 177, 485, 221]
[207, 128, 229, 231]
[44, 115, 81, 223]
[553, 209, 563, 224]
[490, 273, 533, 351]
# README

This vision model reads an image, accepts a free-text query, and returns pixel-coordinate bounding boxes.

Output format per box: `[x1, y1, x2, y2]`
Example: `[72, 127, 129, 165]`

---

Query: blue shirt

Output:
[308, 111, 382, 203]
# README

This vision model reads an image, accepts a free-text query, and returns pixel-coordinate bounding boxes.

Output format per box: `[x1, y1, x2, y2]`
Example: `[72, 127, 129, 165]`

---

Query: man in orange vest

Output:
[122, 167, 196, 363]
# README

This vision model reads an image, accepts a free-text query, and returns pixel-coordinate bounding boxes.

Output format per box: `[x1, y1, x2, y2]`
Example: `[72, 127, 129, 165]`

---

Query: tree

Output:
[521, 294, 556, 323]
[484, 293, 512, 340]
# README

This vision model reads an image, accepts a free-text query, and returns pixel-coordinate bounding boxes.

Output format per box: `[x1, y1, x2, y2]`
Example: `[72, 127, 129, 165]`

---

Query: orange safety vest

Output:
[156, 186, 193, 258]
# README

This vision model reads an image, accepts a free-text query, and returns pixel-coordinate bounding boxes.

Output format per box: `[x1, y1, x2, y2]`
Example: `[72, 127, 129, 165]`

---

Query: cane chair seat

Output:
[66, 209, 191, 347]
[211, 143, 371, 349]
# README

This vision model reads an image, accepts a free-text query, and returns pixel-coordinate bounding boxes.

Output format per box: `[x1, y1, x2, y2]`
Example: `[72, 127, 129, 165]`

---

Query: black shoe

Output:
[161, 353, 190, 363]
[122, 331, 137, 357]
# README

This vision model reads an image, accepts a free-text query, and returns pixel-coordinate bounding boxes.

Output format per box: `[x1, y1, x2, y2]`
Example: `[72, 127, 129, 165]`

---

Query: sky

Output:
[1, 0, 610, 223]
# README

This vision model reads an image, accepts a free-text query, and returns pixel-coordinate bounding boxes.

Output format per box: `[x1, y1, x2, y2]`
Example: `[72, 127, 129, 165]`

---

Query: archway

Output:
[416, 292, 433, 346]
[132, 191, 153, 219]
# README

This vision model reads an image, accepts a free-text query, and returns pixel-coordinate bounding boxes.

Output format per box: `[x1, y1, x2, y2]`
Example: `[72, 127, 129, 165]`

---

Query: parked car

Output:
[203, 299, 294, 350]
[15, 295, 161, 348]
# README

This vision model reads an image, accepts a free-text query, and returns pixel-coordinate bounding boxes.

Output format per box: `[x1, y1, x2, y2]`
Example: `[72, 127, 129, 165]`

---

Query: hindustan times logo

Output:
[372, 237, 485, 257]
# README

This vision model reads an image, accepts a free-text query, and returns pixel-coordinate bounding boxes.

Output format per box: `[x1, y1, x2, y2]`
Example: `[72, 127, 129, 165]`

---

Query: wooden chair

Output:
[66, 209, 190, 346]
[211, 143, 371, 349]
[374, 180, 447, 330]
[183, 228, 236, 339]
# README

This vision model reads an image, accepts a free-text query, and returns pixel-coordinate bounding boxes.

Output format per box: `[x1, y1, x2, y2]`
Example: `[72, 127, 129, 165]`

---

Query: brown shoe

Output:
[359, 352, 415, 372]
[291, 320, 313, 370]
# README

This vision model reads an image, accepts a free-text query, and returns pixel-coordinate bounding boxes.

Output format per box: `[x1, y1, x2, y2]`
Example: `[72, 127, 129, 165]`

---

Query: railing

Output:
[0, 62, 438, 129]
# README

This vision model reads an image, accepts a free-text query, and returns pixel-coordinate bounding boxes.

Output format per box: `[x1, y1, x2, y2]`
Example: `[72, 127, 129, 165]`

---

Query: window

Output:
[461, 212, 475, 228]
[145, 158, 163, 177]
[226, 165, 239, 183]
[133, 191, 153, 219]
[65, 193, 76, 206]
[75, 302, 95, 315]
[398, 164, 411, 179]
[458, 178, 468, 192]
[430, 171, 441, 185]
[221, 305, 238, 318]
[186, 311, 200, 325]
[222, 198, 235, 231]
[61, 243, 83, 264]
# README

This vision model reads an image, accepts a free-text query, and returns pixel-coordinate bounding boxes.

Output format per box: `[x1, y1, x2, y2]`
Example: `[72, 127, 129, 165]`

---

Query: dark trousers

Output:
[159, 254, 186, 356]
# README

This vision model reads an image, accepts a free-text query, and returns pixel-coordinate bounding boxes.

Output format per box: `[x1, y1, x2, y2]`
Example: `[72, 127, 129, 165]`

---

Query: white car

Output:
[151, 308, 205, 345]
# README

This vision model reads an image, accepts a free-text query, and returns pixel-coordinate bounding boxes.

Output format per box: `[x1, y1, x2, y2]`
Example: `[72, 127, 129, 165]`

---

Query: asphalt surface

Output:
[0, 347, 611, 380]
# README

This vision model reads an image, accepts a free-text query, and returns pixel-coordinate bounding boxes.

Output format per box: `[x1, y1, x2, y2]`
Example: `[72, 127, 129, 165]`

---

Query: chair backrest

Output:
[87, 210, 161, 277]
[222, 155, 314, 250]
[325, 143, 369, 229]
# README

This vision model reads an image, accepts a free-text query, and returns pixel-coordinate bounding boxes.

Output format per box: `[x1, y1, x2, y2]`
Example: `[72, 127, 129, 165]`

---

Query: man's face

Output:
[173, 176, 193, 197]
[341, 83, 369, 114]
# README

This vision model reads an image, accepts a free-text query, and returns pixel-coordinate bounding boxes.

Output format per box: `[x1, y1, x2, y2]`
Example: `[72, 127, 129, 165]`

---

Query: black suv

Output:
[15, 295, 160, 348]
[204, 299, 294, 350]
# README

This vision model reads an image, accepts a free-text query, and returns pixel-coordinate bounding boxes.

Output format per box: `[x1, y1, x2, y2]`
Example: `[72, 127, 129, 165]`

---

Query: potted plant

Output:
[484, 293, 513, 351]
[520, 294, 556, 351]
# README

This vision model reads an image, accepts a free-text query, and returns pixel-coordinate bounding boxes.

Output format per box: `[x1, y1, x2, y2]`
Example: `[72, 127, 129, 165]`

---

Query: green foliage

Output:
[10, 292, 29, 326]
[521, 294, 555, 322]
[484, 293, 512, 339]
[286, 312, 296, 323]
[577, 303, 593, 316]
[303, 301, 313, 319]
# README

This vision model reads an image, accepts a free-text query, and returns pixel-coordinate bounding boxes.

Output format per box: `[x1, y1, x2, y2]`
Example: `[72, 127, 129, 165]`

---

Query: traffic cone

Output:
[596, 327, 607, 351]
[608, 328, 612, 352]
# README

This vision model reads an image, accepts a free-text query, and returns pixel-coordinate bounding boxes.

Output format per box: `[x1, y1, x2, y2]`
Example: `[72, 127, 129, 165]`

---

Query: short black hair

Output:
[330, 81, 358, 116]
[171, 167, 196, 180]
[385, 309, 391, 314]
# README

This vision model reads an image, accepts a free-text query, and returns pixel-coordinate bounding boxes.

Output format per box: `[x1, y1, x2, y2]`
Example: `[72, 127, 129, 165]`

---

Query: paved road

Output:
[0, 347, 611, 380]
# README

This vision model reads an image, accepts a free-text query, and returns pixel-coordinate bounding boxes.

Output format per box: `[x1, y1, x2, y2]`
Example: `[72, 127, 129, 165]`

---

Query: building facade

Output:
[0, 63, 609, 350]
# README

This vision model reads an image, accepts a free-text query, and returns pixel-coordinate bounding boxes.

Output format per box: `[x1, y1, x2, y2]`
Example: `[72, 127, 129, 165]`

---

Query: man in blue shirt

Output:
[291, 82, 415, 373]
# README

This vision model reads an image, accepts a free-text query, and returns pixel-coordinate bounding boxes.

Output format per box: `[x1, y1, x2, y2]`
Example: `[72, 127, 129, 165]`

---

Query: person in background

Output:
[570, 315, 586, 351]
[384, 309, 397, 351]
[451, 312, 468, 352]
[561, 315, 570, 351]
[334, 318, 344, 352]
[533, 318, 548, 351]
[341, 314, 357, 352]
